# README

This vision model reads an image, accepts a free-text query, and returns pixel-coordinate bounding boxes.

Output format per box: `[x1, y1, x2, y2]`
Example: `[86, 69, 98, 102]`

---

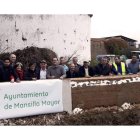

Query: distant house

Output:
[105, 35, 137, 48]
[91, 38, 107, 59]
[91, 35, 137, 59]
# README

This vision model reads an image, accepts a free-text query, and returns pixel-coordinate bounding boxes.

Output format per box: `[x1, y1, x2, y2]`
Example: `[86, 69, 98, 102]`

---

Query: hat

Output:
[40, 60, 47, 63]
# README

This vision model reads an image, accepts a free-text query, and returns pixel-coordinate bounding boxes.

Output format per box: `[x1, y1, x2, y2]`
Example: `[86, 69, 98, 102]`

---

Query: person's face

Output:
[40, 62, 47, 69]
[30, 64, 36, 71]
[115, 57, 120, 63]
[132, 56, 137, 62]
[73, 57, 78, 64]
[52, 58, 58, 66]
[10, 54, 16, 63]
[4, 60, 10, 67]
[16, 65, 22, 70]
[101, 58, 108, 65]
[70, 64, 75, 71]
[84, 62, 89, 68]
[60, 58, 65, 65]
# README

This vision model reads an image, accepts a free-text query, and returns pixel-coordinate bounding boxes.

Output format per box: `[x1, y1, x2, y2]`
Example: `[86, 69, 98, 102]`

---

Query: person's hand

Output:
[10, 79, 14, 83]
[51, 76, 55, 79]
[109, 73, 113, 76]
[60, 76, 64, 79]
[16, 79, 20, 83]
[85, 76, 91, 78]
[32, 78, 37, 81]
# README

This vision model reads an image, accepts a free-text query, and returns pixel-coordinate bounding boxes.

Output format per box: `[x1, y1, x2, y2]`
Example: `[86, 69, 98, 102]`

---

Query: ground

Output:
[1, 104, 140, 125]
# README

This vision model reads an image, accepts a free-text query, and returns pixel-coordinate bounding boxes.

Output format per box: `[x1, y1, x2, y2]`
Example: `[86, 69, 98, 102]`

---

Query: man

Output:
[95, 57, 112, 76]
[66, 63, 79, 78]
[37, 60, 48, 79]
[9, 53, 17, 67]
[47, 57, 66, 79]
[0, 57, 19, 82]
[59, 57, 69, 72]
[72, 57, 81, 72]
[128, 55, 140, 74]
[79, 61, 94, 77]
[112, 56, 129, 75]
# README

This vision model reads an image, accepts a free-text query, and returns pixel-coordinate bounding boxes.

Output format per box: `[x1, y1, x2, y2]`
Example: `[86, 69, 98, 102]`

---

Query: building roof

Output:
[104, 35, 137, 42]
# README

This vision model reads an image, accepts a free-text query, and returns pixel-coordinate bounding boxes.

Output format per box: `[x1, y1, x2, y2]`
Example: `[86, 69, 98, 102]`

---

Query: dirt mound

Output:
[0, 46, 57, 69]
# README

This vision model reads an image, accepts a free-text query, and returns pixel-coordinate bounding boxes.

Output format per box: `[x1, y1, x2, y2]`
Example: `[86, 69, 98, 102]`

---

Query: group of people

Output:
[0, 53, 140, 83]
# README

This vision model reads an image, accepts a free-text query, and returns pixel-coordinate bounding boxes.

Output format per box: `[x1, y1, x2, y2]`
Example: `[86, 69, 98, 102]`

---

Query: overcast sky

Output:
[90, 0, 140, 43]
[1, 0, 140, 43]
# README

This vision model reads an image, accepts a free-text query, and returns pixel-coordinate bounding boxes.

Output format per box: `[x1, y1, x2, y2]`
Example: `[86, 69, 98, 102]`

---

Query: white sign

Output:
[0, 79, 63, 119]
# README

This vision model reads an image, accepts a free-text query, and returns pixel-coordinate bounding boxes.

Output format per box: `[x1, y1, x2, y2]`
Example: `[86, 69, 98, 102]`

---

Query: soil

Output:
[0, 104, 140, 125]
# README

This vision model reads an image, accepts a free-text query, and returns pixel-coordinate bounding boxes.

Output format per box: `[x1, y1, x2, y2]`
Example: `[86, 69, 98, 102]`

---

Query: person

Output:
[95, 57, 112, 76]
[9, 53, 17, 67]
[128, 55, 140, 74]
[72, 57, 81, 72]
[66, 63, 79, 78]
[59, 57, 69, 72]
[0, 57, 20, 82]
[14, 62, 24, 80]
[37, 60, 48, 79]
[0, 65, 3, 82]
[79, 61, 94, 77]
[47, 57, 66, 79]
[24, 62, 38, 80]
[0, 59, 3, 66]
[112, 56, 129, 75]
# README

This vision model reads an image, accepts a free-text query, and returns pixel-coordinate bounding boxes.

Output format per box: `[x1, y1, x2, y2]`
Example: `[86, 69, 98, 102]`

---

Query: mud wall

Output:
[0, 15, 91, 63]
[71, 75, 140, 109]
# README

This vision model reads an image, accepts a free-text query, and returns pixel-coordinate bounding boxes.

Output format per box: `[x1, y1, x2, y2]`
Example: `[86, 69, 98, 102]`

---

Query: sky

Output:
[90, 0, 140, 44]
[1, 0, 140, 43]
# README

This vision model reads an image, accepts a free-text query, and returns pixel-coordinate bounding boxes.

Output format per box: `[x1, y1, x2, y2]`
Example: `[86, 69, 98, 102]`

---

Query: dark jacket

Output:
[36, 68, 48, 79]
[0, 60, 3, 66]
[24, 69, 38, 80]
[0, 65, 19, 82]
[66, 70, 79, 78]
[0, 66, 3, 82]
[95, 63, 111, 76]
[79, 66, 94, 77]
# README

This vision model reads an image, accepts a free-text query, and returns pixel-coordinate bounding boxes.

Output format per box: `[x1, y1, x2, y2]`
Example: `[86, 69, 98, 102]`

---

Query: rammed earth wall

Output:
[71, 74, 140, 109]
[0, 15, 91, 63]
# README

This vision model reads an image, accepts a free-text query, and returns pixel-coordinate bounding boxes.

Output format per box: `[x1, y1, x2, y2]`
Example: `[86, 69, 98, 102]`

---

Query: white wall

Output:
[0, 15, 91, 63]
